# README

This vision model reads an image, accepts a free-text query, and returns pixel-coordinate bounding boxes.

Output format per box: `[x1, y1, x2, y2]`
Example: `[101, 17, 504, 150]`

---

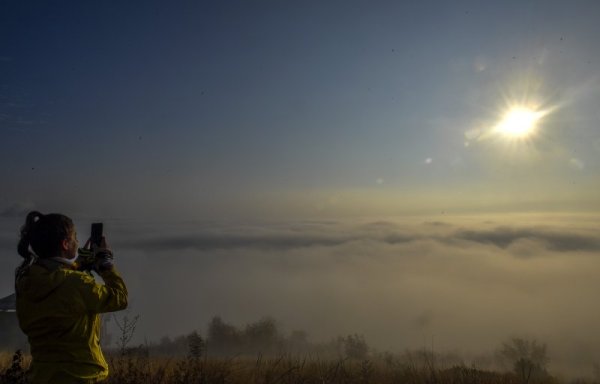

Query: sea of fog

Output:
[1, 212, 599, 376]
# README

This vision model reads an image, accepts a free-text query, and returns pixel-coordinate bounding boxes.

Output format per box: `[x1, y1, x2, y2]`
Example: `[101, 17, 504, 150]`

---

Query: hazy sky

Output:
[1, 0, 599, 219]
[1, 0, 600, 376]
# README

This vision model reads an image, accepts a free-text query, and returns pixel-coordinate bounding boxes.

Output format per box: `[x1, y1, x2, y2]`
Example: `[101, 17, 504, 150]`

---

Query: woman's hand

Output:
[93, 236, 115, 273]
[78, 237, 114, 272]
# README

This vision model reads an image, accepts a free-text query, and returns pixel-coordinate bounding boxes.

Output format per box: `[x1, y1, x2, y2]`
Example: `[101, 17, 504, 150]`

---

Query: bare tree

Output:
[113, 314, 140, 356]
[341, 334, 369, 360]
[207, 316, 240, 354]
[497, 337, 549, 384]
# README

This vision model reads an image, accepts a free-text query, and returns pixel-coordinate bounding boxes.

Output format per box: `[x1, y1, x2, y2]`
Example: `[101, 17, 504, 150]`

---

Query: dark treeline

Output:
[114, 317, 553, 383]
[2, 313, 558, 383]
[142, 316, 369, 359]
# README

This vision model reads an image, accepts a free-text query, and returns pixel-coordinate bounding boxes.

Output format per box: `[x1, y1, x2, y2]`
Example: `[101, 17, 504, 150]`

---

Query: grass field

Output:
[0, 349, 570, 384]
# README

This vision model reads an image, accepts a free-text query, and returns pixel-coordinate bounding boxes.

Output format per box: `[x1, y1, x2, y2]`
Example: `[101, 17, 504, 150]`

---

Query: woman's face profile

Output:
[64, 231, 79, 260]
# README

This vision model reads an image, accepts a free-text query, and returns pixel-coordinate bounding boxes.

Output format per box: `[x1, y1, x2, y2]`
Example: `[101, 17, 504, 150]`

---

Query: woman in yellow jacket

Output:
[15, 211, 128, 383]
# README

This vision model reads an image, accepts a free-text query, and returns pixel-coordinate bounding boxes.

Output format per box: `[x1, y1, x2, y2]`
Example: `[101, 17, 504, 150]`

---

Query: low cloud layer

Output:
[111, 216, 600, 254]
[454, 227, 600, 252]
[1, 212, 599, 375]
[0, 202, 35, 219]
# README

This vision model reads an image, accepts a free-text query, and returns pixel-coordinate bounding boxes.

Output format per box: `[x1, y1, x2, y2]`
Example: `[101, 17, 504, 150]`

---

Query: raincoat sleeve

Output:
[77, 268, 128, 313]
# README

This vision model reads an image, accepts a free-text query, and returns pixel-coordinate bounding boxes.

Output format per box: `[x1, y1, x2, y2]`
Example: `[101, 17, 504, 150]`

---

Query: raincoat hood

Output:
[16, 259, 71, 302]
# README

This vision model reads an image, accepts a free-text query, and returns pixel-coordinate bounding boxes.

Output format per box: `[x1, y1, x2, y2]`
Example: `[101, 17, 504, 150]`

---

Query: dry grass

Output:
[0, 350, 569, 384]
[104, 353, 565, 384]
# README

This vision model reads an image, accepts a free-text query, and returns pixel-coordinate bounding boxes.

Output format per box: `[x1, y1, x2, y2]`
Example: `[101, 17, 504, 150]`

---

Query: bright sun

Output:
[496, 106, 542, 138]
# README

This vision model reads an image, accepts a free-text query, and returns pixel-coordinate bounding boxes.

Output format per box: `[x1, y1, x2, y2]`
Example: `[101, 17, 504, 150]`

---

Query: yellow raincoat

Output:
[16, 258, 128, 383]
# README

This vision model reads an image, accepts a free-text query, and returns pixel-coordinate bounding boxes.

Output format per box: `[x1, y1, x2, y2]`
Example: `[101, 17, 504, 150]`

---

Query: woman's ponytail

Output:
[17, 211, 43, 259]
[15, 211, 43, 283]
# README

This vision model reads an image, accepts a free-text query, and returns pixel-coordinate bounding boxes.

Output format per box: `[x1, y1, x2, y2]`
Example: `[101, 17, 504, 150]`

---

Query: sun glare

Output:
[495, 107, 542, 138]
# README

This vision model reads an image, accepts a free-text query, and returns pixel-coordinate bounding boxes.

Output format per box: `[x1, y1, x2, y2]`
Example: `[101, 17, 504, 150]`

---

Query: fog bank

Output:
[1, 212, 599, 375]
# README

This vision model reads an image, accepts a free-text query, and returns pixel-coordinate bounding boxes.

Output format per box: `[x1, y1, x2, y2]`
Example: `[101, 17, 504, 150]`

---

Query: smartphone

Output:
[91, 223, 104, 248]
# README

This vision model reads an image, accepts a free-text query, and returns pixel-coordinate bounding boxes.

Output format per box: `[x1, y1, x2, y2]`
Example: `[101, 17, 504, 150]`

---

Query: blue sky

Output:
[1, 0, 599, 219]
